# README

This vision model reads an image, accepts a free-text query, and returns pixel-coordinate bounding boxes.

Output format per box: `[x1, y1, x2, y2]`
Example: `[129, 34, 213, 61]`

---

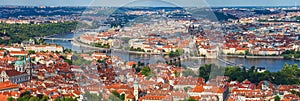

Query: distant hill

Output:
[188, 8, 238, 21]
[0, 6, 85, 18]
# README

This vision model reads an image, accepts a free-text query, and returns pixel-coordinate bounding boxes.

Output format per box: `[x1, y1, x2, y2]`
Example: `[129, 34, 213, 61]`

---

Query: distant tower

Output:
[25, 55, 33, 81]
[134, 76, 139, 101]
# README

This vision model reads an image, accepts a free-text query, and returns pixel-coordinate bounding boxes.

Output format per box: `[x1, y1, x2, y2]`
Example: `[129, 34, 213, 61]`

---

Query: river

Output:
[45, 33, 300, 72]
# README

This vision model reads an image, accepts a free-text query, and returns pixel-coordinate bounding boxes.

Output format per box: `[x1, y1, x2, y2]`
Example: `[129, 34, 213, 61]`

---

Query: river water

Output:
[45, 33, 300, 72]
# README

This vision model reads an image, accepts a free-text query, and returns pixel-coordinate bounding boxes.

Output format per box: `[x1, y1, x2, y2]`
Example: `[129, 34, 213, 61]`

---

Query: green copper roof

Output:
[15, 60, 25, 65]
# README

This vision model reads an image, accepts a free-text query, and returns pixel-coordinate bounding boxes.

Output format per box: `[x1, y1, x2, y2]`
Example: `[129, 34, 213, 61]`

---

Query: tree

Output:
[168, 50, 181, 58]
[156, 68, 161, 73]
[29, 96, 39, 101]
[21, 94, 30, 101]
[245, 49, 250, 55]
[65, 59, 73, 65]
[132, 64, 136, 68]
[109, 94, 121, 101]
[110, 91, 122, 101]
[120, 94, 125, 101]
[174, 71, 180, 77]
[185, 97, 198, 101]
[210, 63, 300, 85]
[282, 63, 298, 76]
[137, 61, 144, 66]
[40, 95, 49, 101]
[291, 90, 300, 97]
[198, 64, 212, 81]
[294, 54, 300, 58]
[0, 22, 77, 44]
[28, 50, 36, 54]
[135, 67, 141, 73]
[7, 97, 15, 101]
[55, 97, 78, 101]
[141, 66, 151, 76]
[111, 90, 120, 98]
[64, 48, 72, 53]
[37, 39, 46, 45]
[283, 54, 292, 59]
[83, 92, 102, 101]
[177, 48, 184, 55]
[130, 47, 134, 51]
[182, 68, 196, 77]
[274, 95, 280, 101]
[183, 87, 191, 92]
[17, 98, 22, 101]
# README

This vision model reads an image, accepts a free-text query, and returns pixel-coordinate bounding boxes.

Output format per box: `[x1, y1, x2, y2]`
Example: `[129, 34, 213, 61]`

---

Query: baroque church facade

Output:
[0, 55, 32, 84]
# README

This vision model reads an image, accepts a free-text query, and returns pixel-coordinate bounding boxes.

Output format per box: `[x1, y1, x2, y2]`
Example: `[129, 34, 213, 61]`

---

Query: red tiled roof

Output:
[4, 70, 27, 77]
[0, 81, 18, 91]
[126, 61, 137, 67]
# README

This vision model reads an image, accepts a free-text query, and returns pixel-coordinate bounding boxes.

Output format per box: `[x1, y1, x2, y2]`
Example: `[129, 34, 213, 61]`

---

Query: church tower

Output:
[25, 55, 32, 81]
[134, 76, 139, 101]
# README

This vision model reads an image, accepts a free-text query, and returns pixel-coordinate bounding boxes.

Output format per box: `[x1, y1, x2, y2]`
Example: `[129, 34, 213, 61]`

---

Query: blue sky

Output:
[0, 0, 300, 7]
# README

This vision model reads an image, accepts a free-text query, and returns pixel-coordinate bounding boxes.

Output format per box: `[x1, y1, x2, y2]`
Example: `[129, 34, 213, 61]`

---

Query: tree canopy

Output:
[0, 22, 77, 44]
[198, 63, 300, 85]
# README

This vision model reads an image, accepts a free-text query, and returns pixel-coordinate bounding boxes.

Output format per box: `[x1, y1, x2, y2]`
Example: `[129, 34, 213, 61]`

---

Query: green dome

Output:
[15, 60, 25, 66]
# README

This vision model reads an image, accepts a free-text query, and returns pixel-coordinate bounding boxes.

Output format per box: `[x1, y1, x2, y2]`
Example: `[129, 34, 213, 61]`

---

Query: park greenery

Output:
[0, 22, 77, 44]
[65, 53, 92, 65]
[7, 91, 78, 101]
[282, 50, 300, 59]
[92, 90, 129, 101]
[168, 49, 184, 58]
[54, 97, 78, 101]
[197, 63, 300, 85]
[134, 65, 156, 79]
[226, 50, 300, 59]
[7, 91, 49, 101]
[73, 57, 92, 66]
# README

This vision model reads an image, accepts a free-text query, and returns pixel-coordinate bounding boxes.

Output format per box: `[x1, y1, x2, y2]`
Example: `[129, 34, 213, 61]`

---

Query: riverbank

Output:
[72, 37, 166, 55]
[190, 57, 206, 59]
[45, 34, 300, 72]
[223, 55, 284, 59]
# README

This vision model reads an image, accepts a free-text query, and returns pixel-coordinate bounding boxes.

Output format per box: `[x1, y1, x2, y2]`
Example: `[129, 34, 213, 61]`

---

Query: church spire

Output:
[25, 54, 32, 81]
[134, 75, 139, 101]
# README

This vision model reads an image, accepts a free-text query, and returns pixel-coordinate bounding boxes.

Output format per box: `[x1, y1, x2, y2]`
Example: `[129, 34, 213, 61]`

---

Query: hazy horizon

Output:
[0, 0, 300, 7]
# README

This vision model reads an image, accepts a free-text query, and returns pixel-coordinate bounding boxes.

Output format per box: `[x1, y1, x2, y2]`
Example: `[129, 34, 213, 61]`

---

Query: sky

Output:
[0, 0, 300, 7]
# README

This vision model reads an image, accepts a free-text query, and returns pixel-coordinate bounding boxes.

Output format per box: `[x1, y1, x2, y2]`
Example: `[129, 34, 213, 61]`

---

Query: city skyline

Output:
[1, 0, 300, 7]
[0, 2, 299, 101]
